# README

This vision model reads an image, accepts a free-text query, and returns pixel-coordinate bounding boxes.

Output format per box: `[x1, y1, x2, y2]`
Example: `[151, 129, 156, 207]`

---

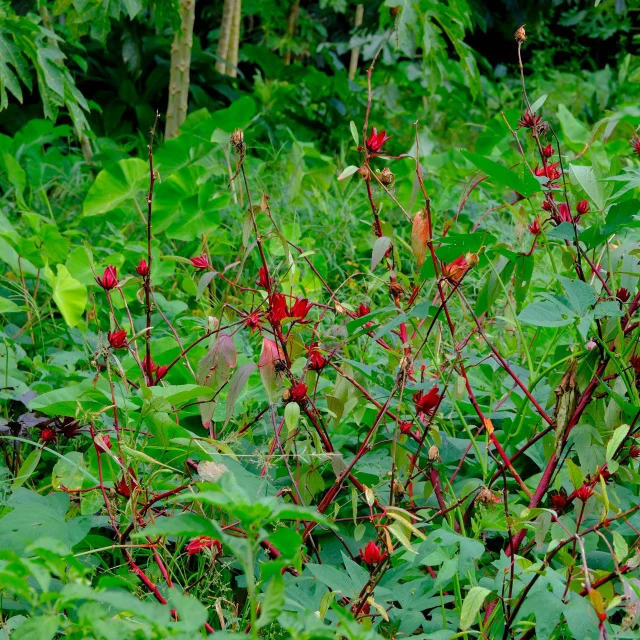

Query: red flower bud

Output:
[108, 329, 127, 350]
[245, 312, 262, 332]
[576, 200, 589, 215]
[257, 266, 270, 289]
[289, 382, 308, 404]
[549, 491, 568, 512]
[116, 467, 137, 498]
[535, 162, 561, 181]
[556, 203, 573, 224]
[628, 445, 640, 459]
[359, 540, 383, 565]
[95, 265, 118, 291]
[441, 255, 469, 281]
[518, 109, 542, 130]
[290, 297, 312, 322]
[40, 427, 57, 443]
[528, 219, 541, 236]
[366, 127, 391, 154]
[575, 483, 593, 502]
[267, 293, 288, 325]
[96, 434, 112, 451]
[190, 254, 210, 271]
[616, 287, 631, 303]
[186, 536, 222, 556]
[308, 347, 326, 371]
[357, 304, 371, 318]
[541, 143, 554, 158]
[413, 385, 440, 416]
[630, 135, 640, 155]
[541, 200, 553, 212]
[142, 353, 157, 376]
[155, 365, 168, 384]
[136, 258, 149, 277]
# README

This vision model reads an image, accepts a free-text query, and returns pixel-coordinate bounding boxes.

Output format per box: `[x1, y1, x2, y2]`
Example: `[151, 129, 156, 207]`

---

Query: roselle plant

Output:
[1, 20, 640, 640]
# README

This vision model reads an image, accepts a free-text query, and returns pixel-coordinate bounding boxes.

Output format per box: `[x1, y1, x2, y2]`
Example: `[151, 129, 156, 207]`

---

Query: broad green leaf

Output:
[371, 236, 391, 271]
[12, 448, 41, 490]
[557, 276, 597, 316]
[284, 401, 300, 433]
[460, 586, 491, 631]
[606, 424, 629, 462]
[225, 363, 257, 426]
[612, 531, 628, 561]
[569, 164, 605, 211]
[48, 264, 87, 327]
[338, 165, 359, 180]
[82, 157, 148, 217]
[518, 299, 575, 328]
[460, 150, 539, 197]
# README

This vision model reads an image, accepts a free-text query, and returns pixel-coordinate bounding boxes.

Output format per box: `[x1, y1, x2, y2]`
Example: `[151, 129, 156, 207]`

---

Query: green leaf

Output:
[460, 150, 539, 197]
[0, 296, 20, 313]
[566, 459, 584, 491]
[349, 121, 359, 146]
[569, 165, 605, 211]
[606, 424, 629, 462]
[284, 401, 300, 433]
[225, 363, 257, 426]
[338, 165, 359, 181]
[12, 615, 59, 640]
[612, 531, 628, 562]
[150, 384, 215, 406]
[459, 586, 491, 631]
[257, 574, 285, 629]
[557, 276, 597, 316]
[47, 264, 87, 327]
[82, 158, 148, 217]
[135, 513, 222, 539]
[557, 104, 589, 146]
[371, 236, 391, 271]
[529, 94, 548, 113]
[12, 448, 41, 490]
[518, 299, 575, 328]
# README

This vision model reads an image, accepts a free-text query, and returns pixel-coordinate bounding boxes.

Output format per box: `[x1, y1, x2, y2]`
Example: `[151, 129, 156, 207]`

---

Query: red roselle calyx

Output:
[186, 536, 222, 556]
[630, 135, 640, 155]
[142, 353, 157, 377]
[359, 540, 383, 565]
[413, 385, 440, 417]
[267, 292, 288, 325]
[518, 109, 541, 131]
[541, 143, 554, 158]
[136, 258, 149, 276]
[190, 254, 210, 271]
[366, 127, 391, 154]
[528, 218, 541, 236]
[616, 287, 631, 303]
[257, 266, 270, 289]
[554, 203, 573, 224]
[289, 297, 312, 322]
[411, 208, 430, 267]
[535, 162, 561, 182]
[95, 265, 118, 291]
[357, 304, 371, 317]
[245, 312, 262, 332]
[40, 427, 57, 443]
[575, 483, 594, 502]
[308, 346, 326, 371]
[441, 254, 475, 282]
[541, 199, 553, 212]
[288, 382, 308, 404]
[108, 329, 127, 349]
[576, 200, 589, 215]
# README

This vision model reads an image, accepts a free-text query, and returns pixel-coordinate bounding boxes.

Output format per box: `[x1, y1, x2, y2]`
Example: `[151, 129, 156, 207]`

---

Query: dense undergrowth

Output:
[2, 5, 640, 640]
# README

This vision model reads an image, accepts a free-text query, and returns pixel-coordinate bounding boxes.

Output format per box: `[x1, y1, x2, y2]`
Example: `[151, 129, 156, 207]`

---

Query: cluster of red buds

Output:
[142, 353, 168, 385]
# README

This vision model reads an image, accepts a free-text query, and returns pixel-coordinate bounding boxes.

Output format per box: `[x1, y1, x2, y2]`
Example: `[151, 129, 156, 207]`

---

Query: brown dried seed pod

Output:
[514, 25, 526, 43]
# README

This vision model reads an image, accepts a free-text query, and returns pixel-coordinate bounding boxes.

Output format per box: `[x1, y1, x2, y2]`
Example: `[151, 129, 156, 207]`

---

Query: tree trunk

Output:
[348, 4, 364, 81]
[215, 0, 235, 75]
[283, 2, 300, 66]
[227, 0, 242, 77]
[165, 0, 196, 140]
